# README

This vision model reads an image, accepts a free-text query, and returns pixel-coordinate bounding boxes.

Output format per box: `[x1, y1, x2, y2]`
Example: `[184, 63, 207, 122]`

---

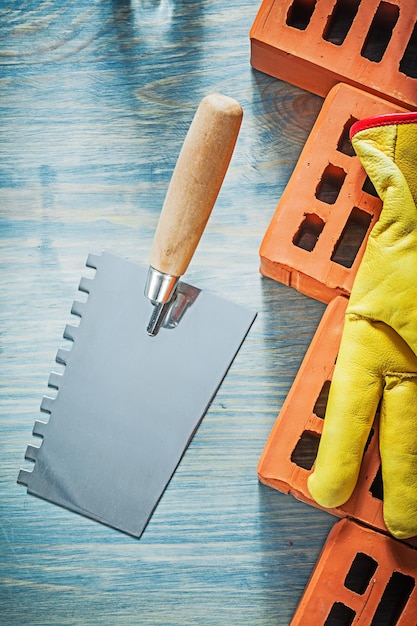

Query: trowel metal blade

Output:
[18, 251, 256, 538]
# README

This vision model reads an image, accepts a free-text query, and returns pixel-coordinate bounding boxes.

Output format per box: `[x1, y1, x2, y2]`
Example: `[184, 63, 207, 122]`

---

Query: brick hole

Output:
[371, 571, 415, 626]
[362, 175, 379, 198]
[370, 465, 383, 501]
[344, 552, 378, 595]
[361, 2, 400, 63]
[293, 213, 325, 251]
[316, 164, 346, 204]
[313, 380, 331, 418]
[323, 0, 361, 46]
[337, 116, 358, 156]
[324, 602, 356, 626]
[399, 22, 417, 79]
[291, 430, 320, 470]
[331, 207, 373, 268]
[286, 0, 317, 30]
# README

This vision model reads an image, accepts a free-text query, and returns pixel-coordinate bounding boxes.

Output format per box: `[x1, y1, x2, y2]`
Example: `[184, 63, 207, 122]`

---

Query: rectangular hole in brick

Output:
[323, 0, 361, 45]
[316, 164, 346, 204]
[286, 0, 317, 30]
[324, 602, 356, 626]
[344, 552, 378, 595]
[399, 21, 417, 79]
[362, 175, 379, 198]
[370, 571, 415, 626]
[370, 465, 383, 501]
[337, 116, 359, 156]
[291, 430, 320, 470]
[313, 380, 331, 418]
[361, 2, 400, 63]
[293, 213, 325, 251]
[331, 207, 373, 268]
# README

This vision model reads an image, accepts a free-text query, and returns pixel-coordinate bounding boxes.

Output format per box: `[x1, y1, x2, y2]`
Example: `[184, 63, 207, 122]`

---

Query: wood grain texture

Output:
[0, 1, 333, 625]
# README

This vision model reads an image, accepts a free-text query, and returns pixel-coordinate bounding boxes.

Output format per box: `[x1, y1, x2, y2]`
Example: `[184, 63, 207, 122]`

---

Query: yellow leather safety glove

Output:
[307, 111, 417, 540]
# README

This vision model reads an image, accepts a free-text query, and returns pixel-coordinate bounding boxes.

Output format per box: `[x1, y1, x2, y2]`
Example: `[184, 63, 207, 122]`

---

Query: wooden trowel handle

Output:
[149, 94, 243, 277]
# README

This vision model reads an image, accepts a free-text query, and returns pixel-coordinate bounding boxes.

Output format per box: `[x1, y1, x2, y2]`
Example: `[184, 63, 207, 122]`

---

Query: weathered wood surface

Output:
[0, 2, 335, 624]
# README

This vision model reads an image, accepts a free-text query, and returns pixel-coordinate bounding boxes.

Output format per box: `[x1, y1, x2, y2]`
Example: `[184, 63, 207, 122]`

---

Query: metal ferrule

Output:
[144, 266, 179, 305]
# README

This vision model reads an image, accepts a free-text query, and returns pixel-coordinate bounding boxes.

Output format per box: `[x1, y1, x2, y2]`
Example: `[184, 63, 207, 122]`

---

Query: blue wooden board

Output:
[0, 1, 335, 624]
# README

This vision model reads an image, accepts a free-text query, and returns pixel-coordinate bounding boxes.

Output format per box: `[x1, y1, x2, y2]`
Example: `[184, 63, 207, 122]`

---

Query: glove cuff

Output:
[350, 111, 417, 138]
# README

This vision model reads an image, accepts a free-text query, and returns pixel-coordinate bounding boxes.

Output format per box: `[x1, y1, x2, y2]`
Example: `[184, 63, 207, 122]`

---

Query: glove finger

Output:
[307, 317, 382, 508]
[351, 122, 417, 236]
[380, 373, 417, 540]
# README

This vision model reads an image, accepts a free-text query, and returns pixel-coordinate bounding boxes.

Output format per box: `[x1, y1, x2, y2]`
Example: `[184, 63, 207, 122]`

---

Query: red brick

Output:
[259, 83, 408, 303]
[258, 296, 417, 547]
[251, 0, 417, 110]
[291, 518, 417, 625]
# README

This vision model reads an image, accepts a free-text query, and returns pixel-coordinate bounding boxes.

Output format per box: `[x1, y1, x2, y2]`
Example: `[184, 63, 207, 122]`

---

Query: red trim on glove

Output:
[350, 111, 417, 139]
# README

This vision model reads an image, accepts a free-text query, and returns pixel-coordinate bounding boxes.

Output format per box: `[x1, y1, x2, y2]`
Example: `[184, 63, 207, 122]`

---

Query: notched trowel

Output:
[18, 94, 256, 538]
